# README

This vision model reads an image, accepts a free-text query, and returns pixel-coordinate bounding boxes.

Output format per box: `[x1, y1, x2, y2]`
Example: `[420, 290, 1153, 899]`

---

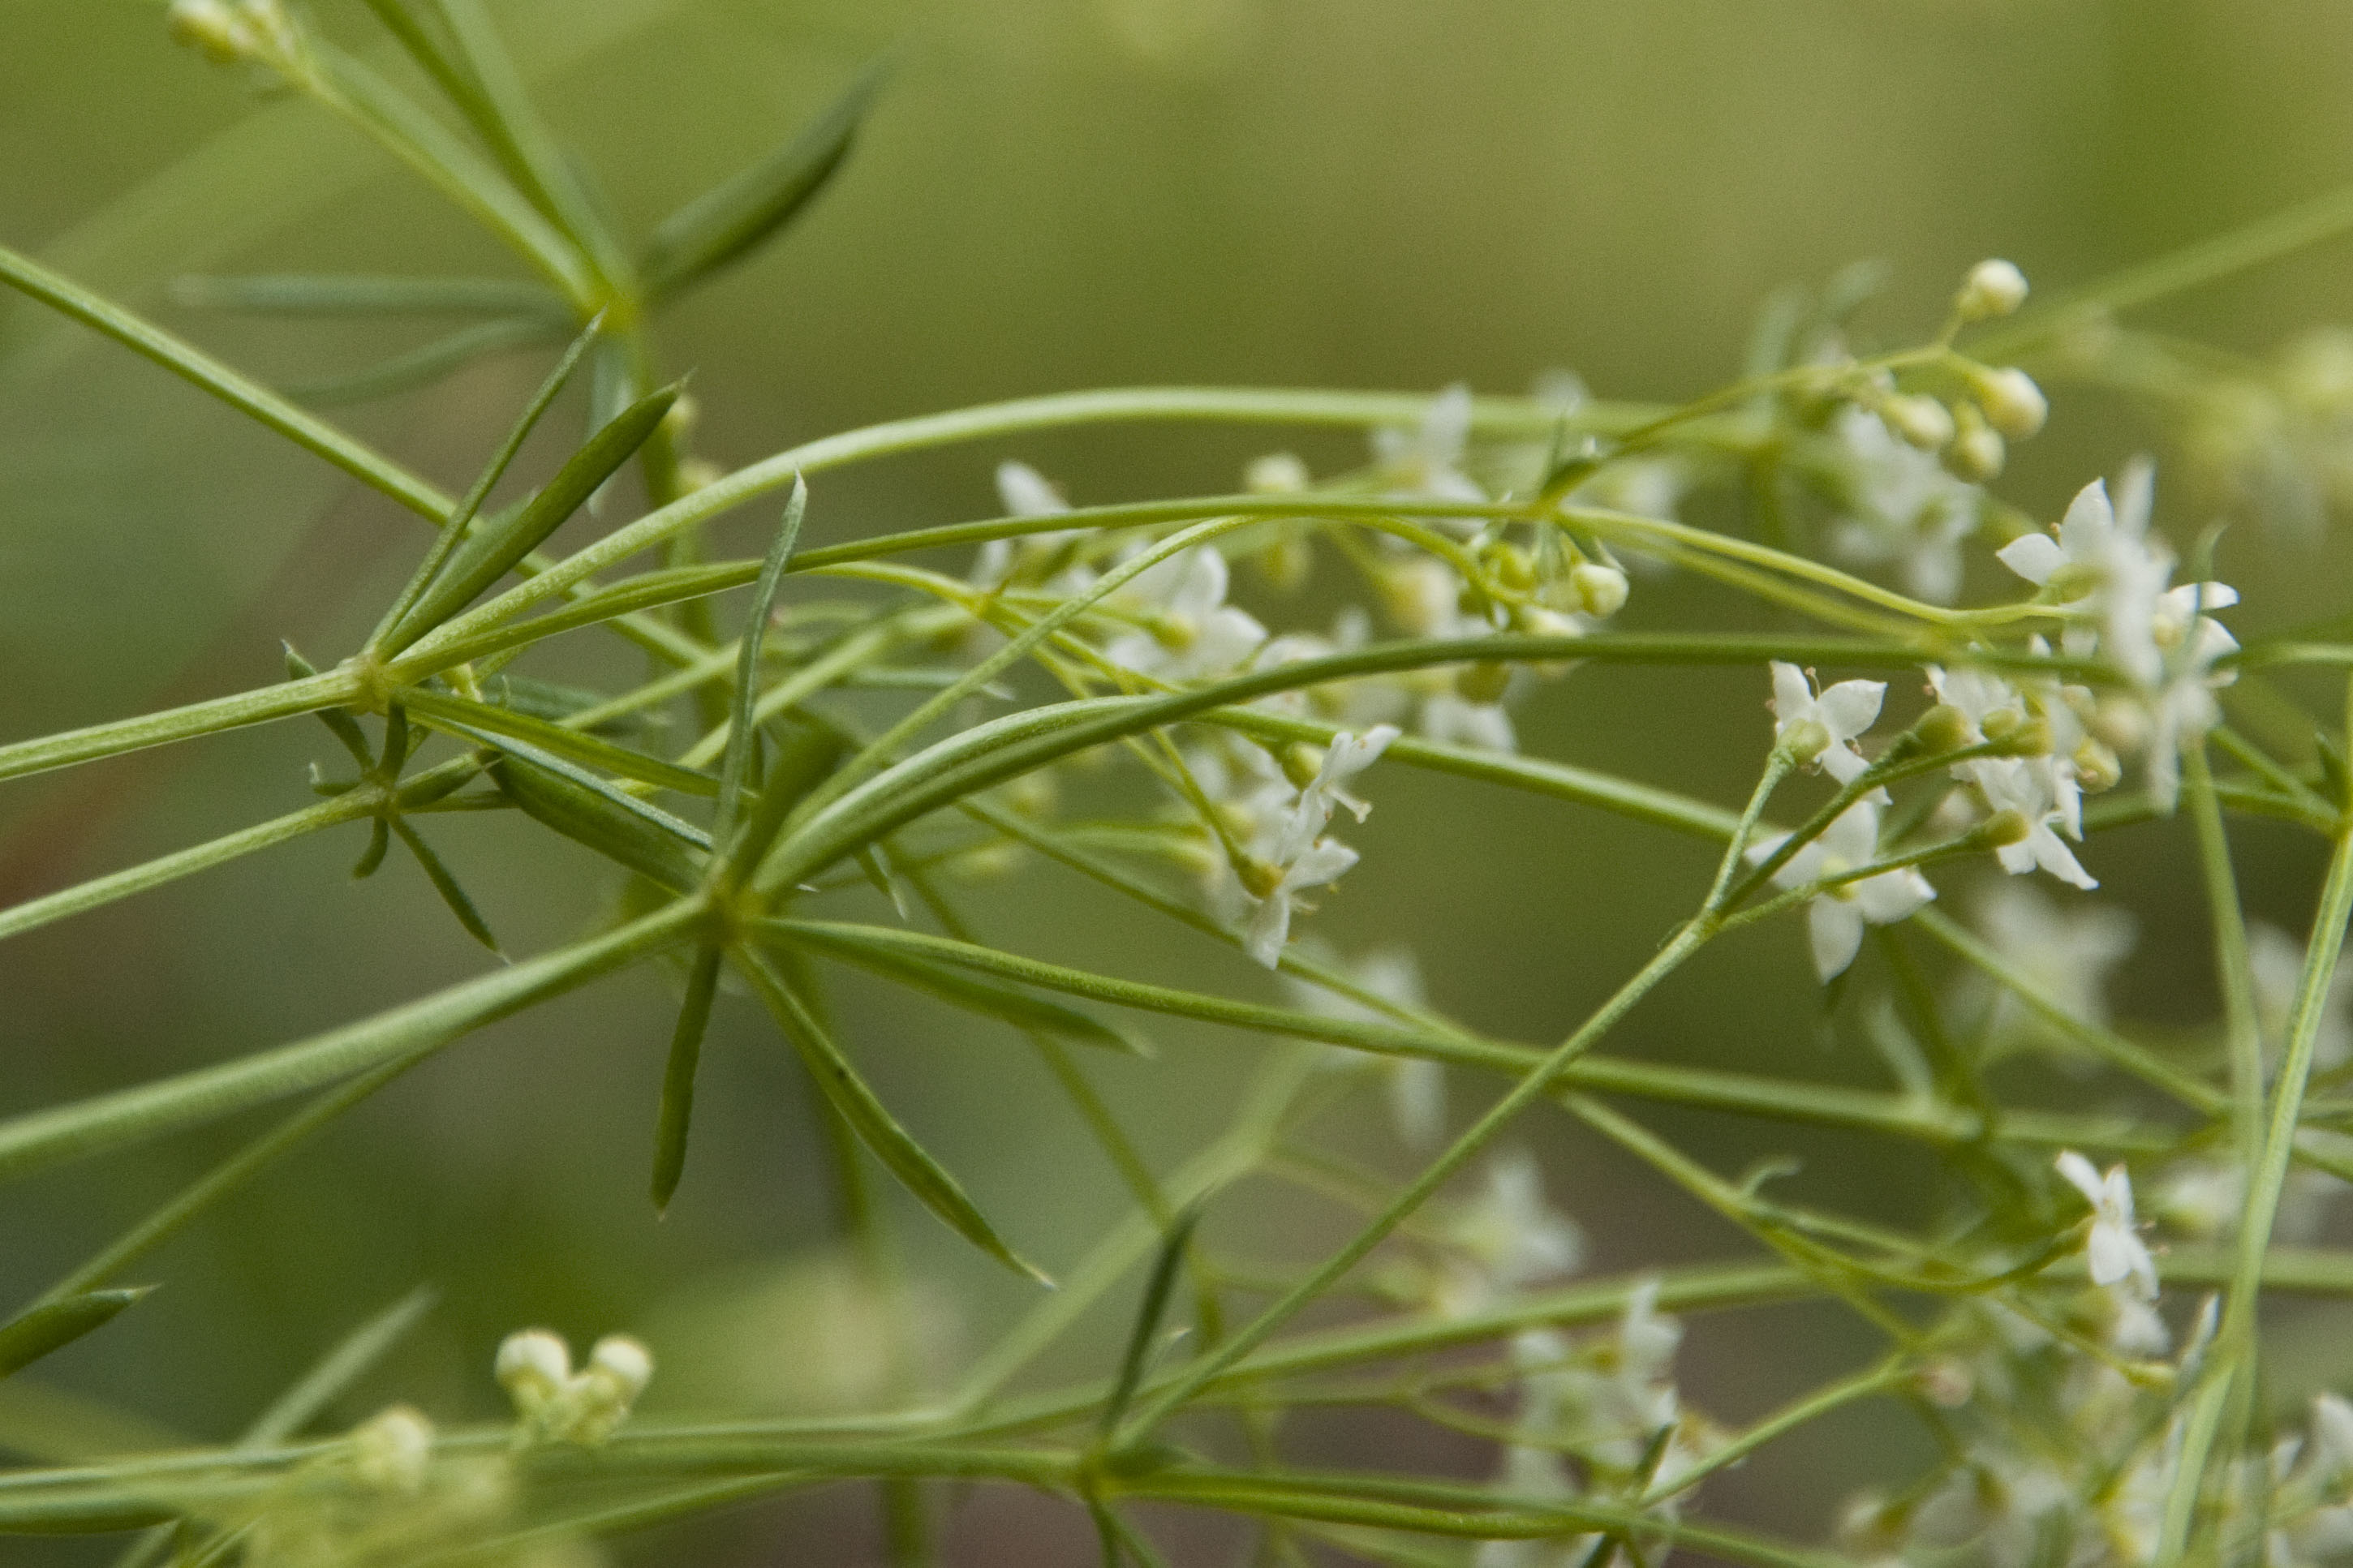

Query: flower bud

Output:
[1456, 661, 1512, 705]
[495, 1329, 570, 1415]
[2073, 738, 2123, 793]
[1914, 1358, 1974, 1407]
[587, 1335, 654, 1403]
[1777, 718, 1830, 766]
[351, 1405, 434, 1494]
[1979, 809, 2033, 848]
[1245, 452, 1310, 494]
[1882, 394, 1955, 452]
[1483, 541, 1537, 592]
[675, 458, 726, 494]
[1280, 743, 1326, 790]
[166, 0, 248, 62]
[1970, 367, 2048, 439]
[1914, 703, 1975, 754]
[1982, 711, 2052, 755]
[1955, 260, 2028, 322]
[1567, 561, 1629, 619]
[1943, 403, 2005, 482]
[1255, 532, 1312, 593]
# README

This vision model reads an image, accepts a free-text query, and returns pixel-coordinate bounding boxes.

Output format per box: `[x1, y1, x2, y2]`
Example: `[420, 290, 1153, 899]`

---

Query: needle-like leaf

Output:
[390, 818, 501, 954]
[489, 750, 709, 893]
[371, 316, 607, 649]
[379, 378, 679, 655]
[639, 62, 888, 303]
[0, 1291, 151, 1381]
[650, 943, 724, 1214]
[717, 477, 807, 843]
[736, 946, 1049, 1286]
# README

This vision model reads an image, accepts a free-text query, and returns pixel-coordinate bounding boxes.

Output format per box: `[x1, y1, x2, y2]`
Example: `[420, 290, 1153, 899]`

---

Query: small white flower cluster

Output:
[1750, 664, 1936, 982]
[1925, 659, 2106, 891]
[496, 1329, 654, 1446]
[1189, 724, 1399, 967]
[2054, 1150, 2158, 1302]
[1476, 1282, 1717, 1568]
[1996, 462, 2239, 809]
[1430, 1150, 1587, 1318]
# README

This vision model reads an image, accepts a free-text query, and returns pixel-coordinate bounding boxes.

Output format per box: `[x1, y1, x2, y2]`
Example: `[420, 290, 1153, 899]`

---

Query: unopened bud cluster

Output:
[495, 1329, 654, 1446]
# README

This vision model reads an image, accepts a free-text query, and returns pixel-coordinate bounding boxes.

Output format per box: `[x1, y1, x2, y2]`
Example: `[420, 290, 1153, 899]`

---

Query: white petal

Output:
[2086, 1223, 2135, 1288]
[2058, 478, 2114, 555]
[1424, 383, 1475, 465]
[2028, 829, 2099, 891]
[1284, 839, 1361, 889]
[995, 460, 1069, 518]
[1817, 680, 1886, 741]
[1808, 898, 1866, 982]
[1244, 893, 1290, 969]
[2055, 1149, 2107, 1206]
[1852, 868, 1935, 925]
[1997, 533, 2066, 586]
[2112, 457, 2156, 538]
[1388, 1059, 1446, 1150]
[1770, 661, 1813, 722]
[1821, 745, 1871, 785]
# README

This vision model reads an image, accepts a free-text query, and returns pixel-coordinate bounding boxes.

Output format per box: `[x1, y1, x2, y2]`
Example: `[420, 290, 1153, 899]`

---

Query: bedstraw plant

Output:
[10, 4, 2353, 1565]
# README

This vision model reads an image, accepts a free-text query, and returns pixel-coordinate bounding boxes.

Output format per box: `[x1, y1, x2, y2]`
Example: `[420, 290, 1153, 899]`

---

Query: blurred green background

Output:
[6, 1, 2353, 1561]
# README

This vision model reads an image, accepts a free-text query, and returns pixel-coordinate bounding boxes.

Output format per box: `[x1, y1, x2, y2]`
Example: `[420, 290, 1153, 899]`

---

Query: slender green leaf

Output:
[169, 272, 564, 319]
[1103, 1206, 1201, 1436]
[0, 1292, 149, 1381]
[351, 817, 392, 880]
[736, 947, 1047, 1285]
[651, 943, 724, 1214]
[489, 751, 708, 893]
[398, 561, 759, 672]
[0, 242, 449, 521]
[286, 315, 557, 406]
[402, 684, 718, 799]
[639, 62, 887, 301]
[785, 925, 1145, 1055]
[389, 818, 501, 953]
[245, 1287, 439, 1446]
[0, 901, 702, 1185]
[719, 477, 807, 840]
[719, 716, 852, 884]
[381, 380, 681, 654]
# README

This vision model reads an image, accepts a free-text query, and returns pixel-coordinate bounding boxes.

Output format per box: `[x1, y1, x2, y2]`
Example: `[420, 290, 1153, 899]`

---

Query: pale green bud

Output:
[1955, 259, 2028, 322]
[1971, 367, 2049, 439]
[1882, 394, 1955, 452]
[351, 1405, 434, 1494]
[1245, 451, 1311, 493]
[1567, 561, 1629, 619]
[1944, 402, 2005, 481]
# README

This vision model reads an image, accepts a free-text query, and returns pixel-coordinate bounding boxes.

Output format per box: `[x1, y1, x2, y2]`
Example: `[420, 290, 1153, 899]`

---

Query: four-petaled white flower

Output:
[1239, 725, 1399, 968]
[1926, 661, 2097, 887]
[1824, 406, 1984, 604]
[1747, 799, 1936, 982]
[1275, 724, 1400, 863]
[1372, 383, 1486, 512]
[1104, 545, 1267, 682]
[2055, 1150, 2159, 1301]
[1770, 661, 1885, 784]
[1996, 462, 2239, 809]
[973, 460, 1085, 590]
[1973, 757, 2097, 890]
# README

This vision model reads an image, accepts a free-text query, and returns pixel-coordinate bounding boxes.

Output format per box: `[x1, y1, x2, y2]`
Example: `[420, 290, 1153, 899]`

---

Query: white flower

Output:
[1243, 838, 1356, 968]
[1438, 1150, 1587, 1313]
[972, 460, 1083, 590]
[1103, 545, 1267, 681]
[1275, 724, 1400, 863]
[1997, 464, 2175, 682]
[1418, 690, 1517, 753]
[1373, 383, 1486, 511]
[1974, 758, 2097, 890]
[1770, 661, 1885, 784]
[1283, 943, 1445, 1149]
[1997, 463, 2239, 808]
[2055, 1150, 2159, 1301]
[1746, 799, 1935, 982]
[1823, 406, 1982, 604]
[350, 1405, 433, 1494]
[1974, 883, 2135, 1037]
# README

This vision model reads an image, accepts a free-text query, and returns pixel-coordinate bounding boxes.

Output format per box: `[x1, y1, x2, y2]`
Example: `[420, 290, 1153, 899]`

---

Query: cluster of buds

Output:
[348, 1404, 435, 1495]
[166, 0, 297, 67]
[495, 1329, 654, 1446]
